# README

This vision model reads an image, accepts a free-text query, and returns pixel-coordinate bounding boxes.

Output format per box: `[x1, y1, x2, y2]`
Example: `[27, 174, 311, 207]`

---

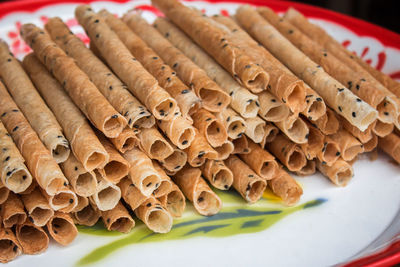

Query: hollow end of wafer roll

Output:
[246, 180, 267, 203]
[295, 160, 316, 176]
[0, 187, 10, 204]
[159, 186, 186, 217]
[317, 159, 353, 187]
[227, 119, 246, 139]
[4, 168, 32, 194]
[313, 109, 340, 135]
[242, 99, 260, 118]
[376, 98, 397, 124]
[74, 204, 100, 226]
[138, 199, 173, 233]
[74, 172, 97, 197]
[257, 160, 279, 180]
[318, 140, 341, 166]
[373, 120, 394, 138]
[47, 212, 77, 246]
[52, 142, 70, 163]
[83, 150, 109, 172]
[29, 205, 54, 227]
[262, 124, 279, 145]
[342, 142, 364, 161]
[16, 220, 49, 254]
[286, 147, 307, 171]
[177, 125, 196, 149]
[152, 97, 177, 120]
[102, 114, 126, 138]
[132, 114, 155, 129]
[284, 82, 306, 114]
[304, 96, 326, 121]
[245, 118, 266, 143]
[214, 140, 234, 160]
[92, 184, 121, 211]
[261, 103, 290, 122]
[0, 228, 21, 263]
[153, 179, 172, 198]
[241, 68, 269, 93]
[194, 190, 222, 216]
[72, 195, 89, 213]
[3, 211, 26, 229]
[46, 176, 69, 196]
[231, 134, 250, 154]
[205, 119, 228, 147]
[198, 86, 230, 112]
[284, 117, 309, 144]
[104, 214, 134, 233]
[48, 188, 77, 212]
[269, 169, 302, 205]
[101, 158, 130, 184]
[138, 172, 161, 196]
[203, 161, 234, 190]
[160, 149, 187, 173]
[110, 129, 138, 153]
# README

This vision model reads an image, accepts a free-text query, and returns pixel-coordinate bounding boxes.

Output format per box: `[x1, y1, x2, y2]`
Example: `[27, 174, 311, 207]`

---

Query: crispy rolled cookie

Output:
[101, 201, 135, 233]
[244, 116, 266, 144]
[193, 109, 228, 147]
[45, 17, 155, 130]
[329, 129, 364, 161]
[364, 134, 378, 153]
[317, 136, 341, 166]
[268, 167, 303, 205]
[0, 228, 22, 263]
[275, 115, 309, 144]
[0, 121, 32, 193]
[216, 108, 246, 140]
[316, 159, 353, 186]
[152, 162, 173, 198]
[20, 187, 53, 227]
[373, 121, 394, 138]
[300, 120, 325, 160]
[213, 140, 234, 160]
[339, 116, 374, 144]
[72, 202, 101, 226]
[20, 24, 127, 138]
[135, 197, 173, 233]
[201, 159, 233, 190]
[91, 170, 121, 211]
[16, 219, 49, 255]
[158, 144, 187, 174]
[0, 81, 68, 195]
[260, 122, 279, 147]
[257, 91, 290, 122]
[43, 185, 77, 212]
[174, 166, 222, 216]
[72, 195, 89, 213]
[311, 108, 340, 135]
[0, 41, 70, 163]
[158, 182, 186, 217]
[109, 128, 139, 153]
[0, 185, 10, 205]
[158, 113, 196, 149]
[1, 192, 26, 228]
[47, 212, 77, 246]
[231, 134, 250, 154]
[22, 53, 109, 171]
[295, 160, 316, 176]
[184, 129, 218, 167]
[138, 127, 174, 160]
[119, 177, 148, 210]
[379, 133, 400, 163]
[153, 17, 259, 118]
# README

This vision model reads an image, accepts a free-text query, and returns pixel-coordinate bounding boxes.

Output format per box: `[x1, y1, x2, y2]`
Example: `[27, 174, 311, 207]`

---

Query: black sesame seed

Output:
[54, 230, 58, 234]
[222, 44, 228, 48]
[198, 151, 205, 158]
[216, 128, 220, 133]
[1, 112, 6, 117]
[232, 29, 238, 32]
[316, 97, 322, 101]
[256, 101, 260, 107]
[74, 166, 78, 171]
[128, 119, 132, 125]
[220, 38, 225, 42]
[206, 118, 212, 121]
[348, 81, 353, 89]
[173, 63, 178, 68]
[322, 161, 327, 165]
[323, 53, 327, 57]
[109, 86, 113, 90]
[248, 174, 254, 178]
[95, 34, 100, 38]
[175, 165, 181, 169]
[229, 91, 233, 96]
[246, 184, 251, 191]
[146, 202, 152, 207]
[152, 56, 158, 60]
[227, 117, 231, 122]
[69, 199, 73, 204]
[166, 77, 171, 82]
[165, 32, 169, 37]
[22, 175, 27, 180]
[271, 99, 276, 103]
[232, 125, 238, 131]
[12, 109, 18, 112]
[288, 29, 293, 34]
[182, 140, 188, 145]
[197, 197, 204, 202]
[245, 65, 251, 69]
[356, 98, 361, 102]
[361, 78, 366, 82]
[12, 126, 18, 132]
[352, 112, 356, 118]
[7, 58, 12, 62]
[4, 156, 10, 162]
[356, 84, 360, 90]
[139, 111, 146, 115]
[146, 182, 152, 187]
[305, 134, 309, 139]
[169, 102, 173, 108]
[94, 19, 99, 23]
[336, 152, 341, 156]
[6, 171, 12, 176]
[64, 182, 67, 186]
[224, 185, 229, 189]
[13, 245, 18, 252]
[338, 106, 342, 112]
[161, 65, 166, 70]
[338, 88, 344, 92]
[112, 114, 118, 118]
[217, 102, 222, 106]
[384, 112, 389, 116]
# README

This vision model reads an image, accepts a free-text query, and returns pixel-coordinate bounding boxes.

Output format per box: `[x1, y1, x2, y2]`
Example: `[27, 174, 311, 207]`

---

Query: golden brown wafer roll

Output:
[225, 155, 266, 203]
[240, 140, 278, 180]
[174, 166, 222, 216]
[300, 121, 325, 160]
[257, 91, 290, 122]
[0, 228, 22, 263]
[311, 108, 340, 135]
[329, 129, 364, 161]
[302, 85, 327, 121]
[201, 159, 233, 190]
[0, 81, 68, 195]
[123, 148, 161, 196]
[0, 185, 9, 205]
[109, 128, 139, 153]
[135, 196, 173, 233]
[216, 108, 246, 140]
[22, 54, 109, 172]
[258, 7, 397, 124]
[138, 127, 174, 160]
[91, 170, 121, 211]
[43, 185, 77, 212]
[118, 177, 148, 210]
[316, 159, 353, 186]
[214, 140, 234, 160]
[284, 8, 400, 98]
[153, 17, 259, 118]
[266, 133, 307, 171]
[379, 133, 400, 163]
[268, 167, 303, 205]
[75, 6, 178, 121]
[339, 116, 374, 144]
[295, 160, 316, 176]
[184, 129, 218, 167]
[275, 115, 309, 144]
[0, 41, 70, 163]
[151, 0, 269, 93]
[18, 179, 36, 195]
[1, 192, 26, 228]
[99, 10, 200, 119]
[124, 13, 229, 113]
[60, 154, 97, 197]
[101, 201, 134, 233]
[373, 121, 394, 138]
[231, 134, 250, 154]
[152, 162, 173, 198]
[97, 134, 130, 184]
[0, 121, 32, 193]
[47, 211, 77, 246]
[158, 144, 187, 174]
[157, 113, 195, 149]
[72, 195, 89, 213]
[20, 187, 53, 227]
[45, 18, 155, 130]
[72, 202, 100, 226]
[20, 24, 127, 138]
[157, 182, 185, 217]
[364, 134, 378, 152]
[244, 116, 266, 144]
[235, 5, 377, 131]
[316, 136, 341, 166]
[260, 123, 279, 148]
[15, 219, 48, 255]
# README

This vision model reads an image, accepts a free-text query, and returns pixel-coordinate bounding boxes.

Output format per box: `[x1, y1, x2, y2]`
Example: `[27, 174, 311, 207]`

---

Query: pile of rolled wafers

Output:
[1, 0, 400, 263]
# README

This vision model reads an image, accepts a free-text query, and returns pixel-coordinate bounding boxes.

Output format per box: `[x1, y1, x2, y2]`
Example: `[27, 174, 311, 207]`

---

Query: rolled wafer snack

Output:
[316, 135, 341, 166]
[192, 109, 228, 147]
[20, 187, 53, 227]
[268, 167, 303, 206]
[123, 147, 161, 196]
[157, 113, 196, 149]
[266, 133, 307, 172]
[339, 116, 374, 144]
[244, 116, 266, 144]
[18, 179, 36, 195]
[257, 91, 290, 122]
[16, 219, 49, 255]
[311, 108, 340, 135]
[60, 154, 97, 197]
[216, 108, 246, 140]
[316, 159, 353, 186]
[45, 17, 155, 130]
[97, 133, 130, 184]
[75, 6, 177, 121]
[225, 155, 266, 203]
[174, 166, 222, 216]
[275, 115, 309, 144]
[124, 13, 230, 113]
[295, 160, 316, 176]
[72, 202, 100, 226]
[329, 129, 364, 161]
[138, 127, 174, 160]
[0, 228, 22, 263]
[101, 201, 135, 233]
[231, 134, 250, 154]
[47, 212, 77, 246]
[0, 81, 68, 195]
[152, 0, 269, 93]
[158, 182, 186, 217]
[213, 140, 234, 160]
[373, 121, 394, 138]
[43, 185, 77, 212]
[235, 5, 377, 131]
[22, 54, 109, 171]
[284, 8, 400, 98]
[152, 162, 173, 198]
[0, 185, 9, 205]
[118, 177, 148, 210]
[379, 133, 400, 163]
[109, 128, 139, 154]
[91, 170, 121, 211]
[135, 197, 173, 233]
[153, 17, 259, 118]
[184, 129, 218, 167]
[239, 140, 278, 180]
[1, 192, 26, 228]
[300, 120, 325, 160]
[0, 42, 70, 163]
[260, 122, 279, 147]
[72, 195, 89, 213]
[0, 121, 32, 193]
[20, 24, 127, 138]
[363, 134, 378, 153]
[258, 7, 398, 124]
[99, 10, 200, 119]
[158, 144, 187, 174]
[201, 159, 233, 190]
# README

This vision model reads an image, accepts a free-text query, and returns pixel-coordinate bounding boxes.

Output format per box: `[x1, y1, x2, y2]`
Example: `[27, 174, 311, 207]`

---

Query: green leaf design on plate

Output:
[76, 190, 326, 266]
